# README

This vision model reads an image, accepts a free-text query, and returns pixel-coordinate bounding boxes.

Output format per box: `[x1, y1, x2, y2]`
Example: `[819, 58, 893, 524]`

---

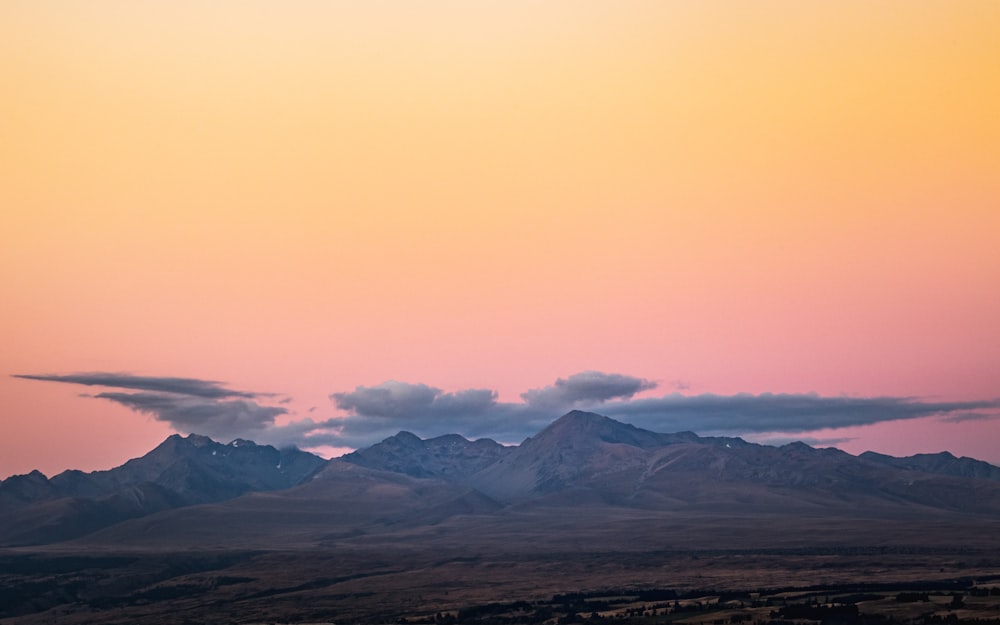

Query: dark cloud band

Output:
[321, 375, 999, 449]
[14, 371, 1000, 453]
[12, 372, 258, 399]
[13, 372, 283, 444]
[598, 393, 1000, 435]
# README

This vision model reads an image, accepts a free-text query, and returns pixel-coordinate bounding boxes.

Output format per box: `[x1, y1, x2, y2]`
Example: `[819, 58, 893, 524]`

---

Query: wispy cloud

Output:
[13, 372, 286, 444]
[597, 393, 1000, 436]
[12, 373, 259, 399]
[937, 410, 1000, 424]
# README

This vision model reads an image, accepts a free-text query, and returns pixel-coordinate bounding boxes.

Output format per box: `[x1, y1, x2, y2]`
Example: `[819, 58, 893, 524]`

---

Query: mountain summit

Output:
[346, 411, 1000, 513]
[5, 412, 1000, 549]
[0, 434, 325, 546]
[529, 409, 685, 449]
[342, 431, 509, 480]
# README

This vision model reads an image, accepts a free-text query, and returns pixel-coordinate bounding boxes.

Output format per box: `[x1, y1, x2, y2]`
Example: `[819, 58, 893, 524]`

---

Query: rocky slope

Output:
[341, 431, 511, 480]
[7, 411, 1000, 548]
[0, 434, 325, 545]
[348, 411, 1000, 514]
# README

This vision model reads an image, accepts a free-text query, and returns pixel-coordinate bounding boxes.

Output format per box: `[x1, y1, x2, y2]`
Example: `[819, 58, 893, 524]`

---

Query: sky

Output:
[2, 1, 999, 479]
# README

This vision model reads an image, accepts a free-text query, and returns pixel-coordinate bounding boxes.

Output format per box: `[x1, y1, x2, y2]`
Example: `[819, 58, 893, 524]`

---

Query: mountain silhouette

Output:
[0, 434, 325, 545]
[4, 411, 1000, 548]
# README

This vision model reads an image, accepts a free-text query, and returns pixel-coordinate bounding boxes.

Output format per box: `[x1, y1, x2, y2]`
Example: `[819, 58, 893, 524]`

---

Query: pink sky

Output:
[2, 2, 998, 478]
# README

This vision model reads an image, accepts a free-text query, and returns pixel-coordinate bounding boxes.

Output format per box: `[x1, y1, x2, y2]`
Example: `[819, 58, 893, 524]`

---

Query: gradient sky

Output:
[2, 2, 999, 478]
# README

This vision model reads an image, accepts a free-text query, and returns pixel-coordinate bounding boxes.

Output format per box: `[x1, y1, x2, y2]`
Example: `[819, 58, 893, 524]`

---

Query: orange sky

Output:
[2, 2, 999, 477]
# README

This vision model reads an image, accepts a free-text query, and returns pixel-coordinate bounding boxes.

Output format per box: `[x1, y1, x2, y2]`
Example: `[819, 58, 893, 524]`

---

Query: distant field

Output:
[3, 539, 1000, 624]
[392, 582, 1000, 625]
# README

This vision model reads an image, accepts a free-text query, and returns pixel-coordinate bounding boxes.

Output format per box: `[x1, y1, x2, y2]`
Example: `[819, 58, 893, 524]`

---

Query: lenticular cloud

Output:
[14, 370, 1000, 452]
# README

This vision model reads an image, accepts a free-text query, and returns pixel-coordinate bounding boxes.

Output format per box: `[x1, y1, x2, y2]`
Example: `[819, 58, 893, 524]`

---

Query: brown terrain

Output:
[2, 411, 999, 624]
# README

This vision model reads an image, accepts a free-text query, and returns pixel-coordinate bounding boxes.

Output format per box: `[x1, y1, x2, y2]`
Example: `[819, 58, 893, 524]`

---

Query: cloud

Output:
[331, 382, 499, 422]
[937, 410, 1000, 423]
[93, 392, 285, 441]
[325, 374, 658, 447]
[743, 434, 859, 448]
[521, 371, 657, 409]
[325, 382, 1000, 449]
[597, 393, 1000, 435]
[15, 370, 1000, 454]
[251, 416, 346, 450]
[12, 372, 258, 399]
[332, 382, 446, 419]
[14, 371, 286, 444]
[328, 382, 504, 445]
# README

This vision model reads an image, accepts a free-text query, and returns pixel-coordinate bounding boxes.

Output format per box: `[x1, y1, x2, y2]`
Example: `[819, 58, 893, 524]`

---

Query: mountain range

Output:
[3, 410, 1000, 548]
[0, 434, 324, 546]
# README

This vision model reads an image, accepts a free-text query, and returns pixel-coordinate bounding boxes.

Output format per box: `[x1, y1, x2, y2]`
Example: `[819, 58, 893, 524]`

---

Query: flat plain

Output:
[3, 511, 999, 624]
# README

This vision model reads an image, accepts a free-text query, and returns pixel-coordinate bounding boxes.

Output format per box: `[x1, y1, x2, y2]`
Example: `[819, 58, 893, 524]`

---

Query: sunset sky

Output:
[2, 2, 999, 479]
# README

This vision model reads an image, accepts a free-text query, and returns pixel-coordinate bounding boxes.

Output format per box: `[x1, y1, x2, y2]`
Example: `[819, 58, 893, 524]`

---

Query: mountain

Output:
[465, 410, 706, 501]
[6, 412, 1000, 625]
[73, 459, 503, 549]
[6, 411, 1000, 550]
[341, 430, 511, 480]
[859, 450, 1000, 481]
[0, 434, 325, 546]
[348, 411, 1000, 515]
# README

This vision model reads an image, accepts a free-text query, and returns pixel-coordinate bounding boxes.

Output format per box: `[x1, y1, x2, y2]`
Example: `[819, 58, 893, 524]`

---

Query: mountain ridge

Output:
[5, 411, 1000, 548]
[0, 434, 326, 546]
[343, 410, 1000, 510]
